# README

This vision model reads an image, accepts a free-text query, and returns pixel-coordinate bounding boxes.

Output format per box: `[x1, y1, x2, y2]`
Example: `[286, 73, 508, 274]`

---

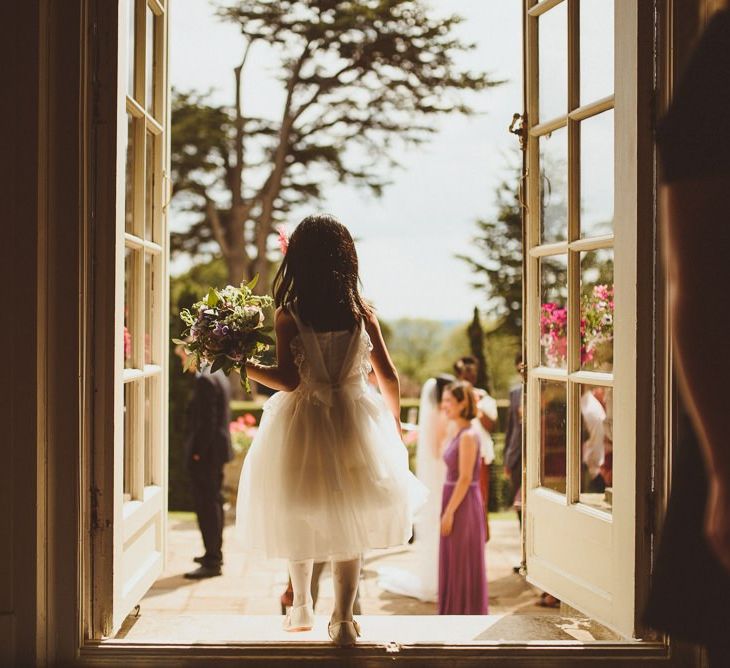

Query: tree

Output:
[457, 168, 523, 337]
[467, 306, 490, 391]
[171, 0, 499, 291]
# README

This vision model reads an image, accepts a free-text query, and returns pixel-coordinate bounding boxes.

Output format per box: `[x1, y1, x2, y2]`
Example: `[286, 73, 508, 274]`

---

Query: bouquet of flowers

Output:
[580, 284, 614, 367]
[540, 302, 568, 367]
[173, 276, 274, 391]
[540, 284, 614, 368]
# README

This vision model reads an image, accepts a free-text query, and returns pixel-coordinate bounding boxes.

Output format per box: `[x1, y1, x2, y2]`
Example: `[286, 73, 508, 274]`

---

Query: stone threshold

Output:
[114, 613, 623, 644]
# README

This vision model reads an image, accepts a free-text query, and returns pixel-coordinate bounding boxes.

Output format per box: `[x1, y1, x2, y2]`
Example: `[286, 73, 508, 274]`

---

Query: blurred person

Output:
[643, 6, 730, 665]
[438, 381, 488, 614]
[580, 387, 607, 494]
[175, 344, 233, 579]
[503, 354, 524, 527]
[453, 356, 497, 540]
[377, 373, 454, 602]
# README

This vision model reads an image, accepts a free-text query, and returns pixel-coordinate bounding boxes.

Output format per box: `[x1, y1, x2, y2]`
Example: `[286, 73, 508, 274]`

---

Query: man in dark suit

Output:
[503, 354, 523, 528]
[176, 345, 233, 579]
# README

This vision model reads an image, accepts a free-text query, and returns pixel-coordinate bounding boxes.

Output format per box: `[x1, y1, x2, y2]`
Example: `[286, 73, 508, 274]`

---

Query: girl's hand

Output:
[441, 511, 454, 537]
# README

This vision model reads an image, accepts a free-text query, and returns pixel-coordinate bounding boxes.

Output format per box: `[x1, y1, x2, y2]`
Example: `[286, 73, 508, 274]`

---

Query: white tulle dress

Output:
[235, 307, 427, 562]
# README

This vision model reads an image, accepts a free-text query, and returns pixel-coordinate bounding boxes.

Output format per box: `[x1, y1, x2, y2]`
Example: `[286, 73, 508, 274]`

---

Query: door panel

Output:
[523, 0, 641, 638]
[110, 0, 170, 634]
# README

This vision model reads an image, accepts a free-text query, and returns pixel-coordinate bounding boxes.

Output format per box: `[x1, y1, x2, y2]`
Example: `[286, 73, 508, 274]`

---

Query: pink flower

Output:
[277, 226, 289, 255]
[243, 412, 257, 426]
[123, 326, 132, 360]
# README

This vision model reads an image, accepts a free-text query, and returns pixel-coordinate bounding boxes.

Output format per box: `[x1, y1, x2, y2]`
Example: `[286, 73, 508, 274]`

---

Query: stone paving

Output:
[138, 513, 538, 617]
[120, 513, 620, 642]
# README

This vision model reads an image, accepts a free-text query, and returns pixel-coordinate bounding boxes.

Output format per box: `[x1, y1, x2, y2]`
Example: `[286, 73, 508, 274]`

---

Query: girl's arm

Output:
[441, 432, 479, 536]
[364, 310, 401, 431]
[245, 307, 300, 392]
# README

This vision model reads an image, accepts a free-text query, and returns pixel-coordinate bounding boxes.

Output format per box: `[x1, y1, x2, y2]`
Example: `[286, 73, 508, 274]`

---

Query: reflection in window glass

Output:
[580, 110, 614, 238]
[125, 116, 135, 234]
[145, 254, 154, 365]
[579, 384, 613, 513]
[540, 380, 567, 494]
[540, 255, 568, 369]
[144, 377, 154, 486]
[538, 2, 567, 122]
[124, 249, 135, 369]
[146, 5, 156, 114]
[145, 132, 156, 241]
[580, 0, 614, 104]
[127, 0, 136, 96]
[539, 127, 568, 244]
[124, 382, 134, 500]
[581, 249, 614, 372]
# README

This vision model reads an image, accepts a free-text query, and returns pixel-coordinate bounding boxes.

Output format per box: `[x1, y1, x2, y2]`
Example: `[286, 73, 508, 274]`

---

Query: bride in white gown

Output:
[377, 376, 451, 602]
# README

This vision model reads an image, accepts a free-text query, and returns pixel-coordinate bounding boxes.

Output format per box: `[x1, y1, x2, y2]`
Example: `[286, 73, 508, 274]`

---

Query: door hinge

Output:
[509, 112, 528, 151]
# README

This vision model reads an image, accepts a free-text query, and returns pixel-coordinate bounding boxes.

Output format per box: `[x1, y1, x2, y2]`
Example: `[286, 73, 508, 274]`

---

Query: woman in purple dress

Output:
[438, 380, 488, 614]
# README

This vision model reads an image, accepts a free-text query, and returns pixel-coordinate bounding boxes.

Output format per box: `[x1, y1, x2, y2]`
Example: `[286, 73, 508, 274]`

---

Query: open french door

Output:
[94, 0, 170, 636]
[522, 0, 650, 638]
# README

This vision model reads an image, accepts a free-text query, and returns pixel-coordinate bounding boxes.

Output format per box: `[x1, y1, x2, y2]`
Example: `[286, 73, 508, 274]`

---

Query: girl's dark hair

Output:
[444, 380, 477, 420]
[273, 213, 371, 331]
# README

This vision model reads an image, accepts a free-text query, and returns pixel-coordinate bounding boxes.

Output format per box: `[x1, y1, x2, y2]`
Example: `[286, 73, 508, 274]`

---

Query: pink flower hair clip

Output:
[277, 226, 289, 255]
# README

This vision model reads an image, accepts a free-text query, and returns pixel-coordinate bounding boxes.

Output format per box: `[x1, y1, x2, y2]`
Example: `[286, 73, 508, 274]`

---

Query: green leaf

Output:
[254, 331, 275, 346]
[206, 288, 219, 307]
[210, 356, 225, 374]
[171, 338, 187, 346]
[240, 369, 251, 394]
[246, 274, 259, 292]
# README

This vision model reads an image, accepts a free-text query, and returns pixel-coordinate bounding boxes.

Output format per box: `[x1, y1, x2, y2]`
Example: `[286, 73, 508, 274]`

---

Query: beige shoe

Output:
[283, 604, 314, 632]
[328, 618, 361, 647]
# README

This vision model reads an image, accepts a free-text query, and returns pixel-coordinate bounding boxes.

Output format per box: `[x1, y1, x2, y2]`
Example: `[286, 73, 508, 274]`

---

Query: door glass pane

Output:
[124, 248, 135, 368]
[538, 1, 567, 121]
[146, 5, 156, 113]
[145, 254, 154, 365]
[144, 376, 155, 485]
[540, 379, 567, 494]
[579, 384, 612, 513]
[580, 0, 614, 104]
[539, 126, 568, 244]
[145, 132, 156, 241]
[581, 248, 614, 372]
[125, 116, 135, 234]
[540, 255, 568, 368]
[127, 0, 136, 96]
[580, 109, 614, 237]
[123, 382, 134, 500]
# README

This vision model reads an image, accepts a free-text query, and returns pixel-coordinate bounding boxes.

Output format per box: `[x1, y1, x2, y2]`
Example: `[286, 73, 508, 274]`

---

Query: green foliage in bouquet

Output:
[174, 275, 274, 391]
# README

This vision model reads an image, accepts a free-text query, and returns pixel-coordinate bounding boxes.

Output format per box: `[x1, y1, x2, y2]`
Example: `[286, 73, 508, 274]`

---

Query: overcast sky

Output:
[170, 1, 523, 321]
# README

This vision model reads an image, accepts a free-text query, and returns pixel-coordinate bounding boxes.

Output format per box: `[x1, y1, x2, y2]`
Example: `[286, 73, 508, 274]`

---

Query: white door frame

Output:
[31, 0, 691, 664]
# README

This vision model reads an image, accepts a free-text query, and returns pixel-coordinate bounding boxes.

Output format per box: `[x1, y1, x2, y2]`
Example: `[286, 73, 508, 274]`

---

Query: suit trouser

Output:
[189, 460, 225, 566]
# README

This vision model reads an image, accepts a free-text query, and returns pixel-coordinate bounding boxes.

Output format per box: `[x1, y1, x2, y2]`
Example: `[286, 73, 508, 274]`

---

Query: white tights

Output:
[288, 555, 361, 621]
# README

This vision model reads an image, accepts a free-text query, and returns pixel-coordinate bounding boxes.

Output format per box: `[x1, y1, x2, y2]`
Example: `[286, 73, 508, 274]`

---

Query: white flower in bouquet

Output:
[174, 275, 274, 391]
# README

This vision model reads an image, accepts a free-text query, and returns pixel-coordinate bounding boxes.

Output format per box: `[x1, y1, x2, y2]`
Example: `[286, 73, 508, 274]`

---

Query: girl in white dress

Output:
[236, 214, 426, 646]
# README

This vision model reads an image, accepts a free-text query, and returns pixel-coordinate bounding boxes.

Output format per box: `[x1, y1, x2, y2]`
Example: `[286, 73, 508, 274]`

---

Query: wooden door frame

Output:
[21, 0, 703, 664]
